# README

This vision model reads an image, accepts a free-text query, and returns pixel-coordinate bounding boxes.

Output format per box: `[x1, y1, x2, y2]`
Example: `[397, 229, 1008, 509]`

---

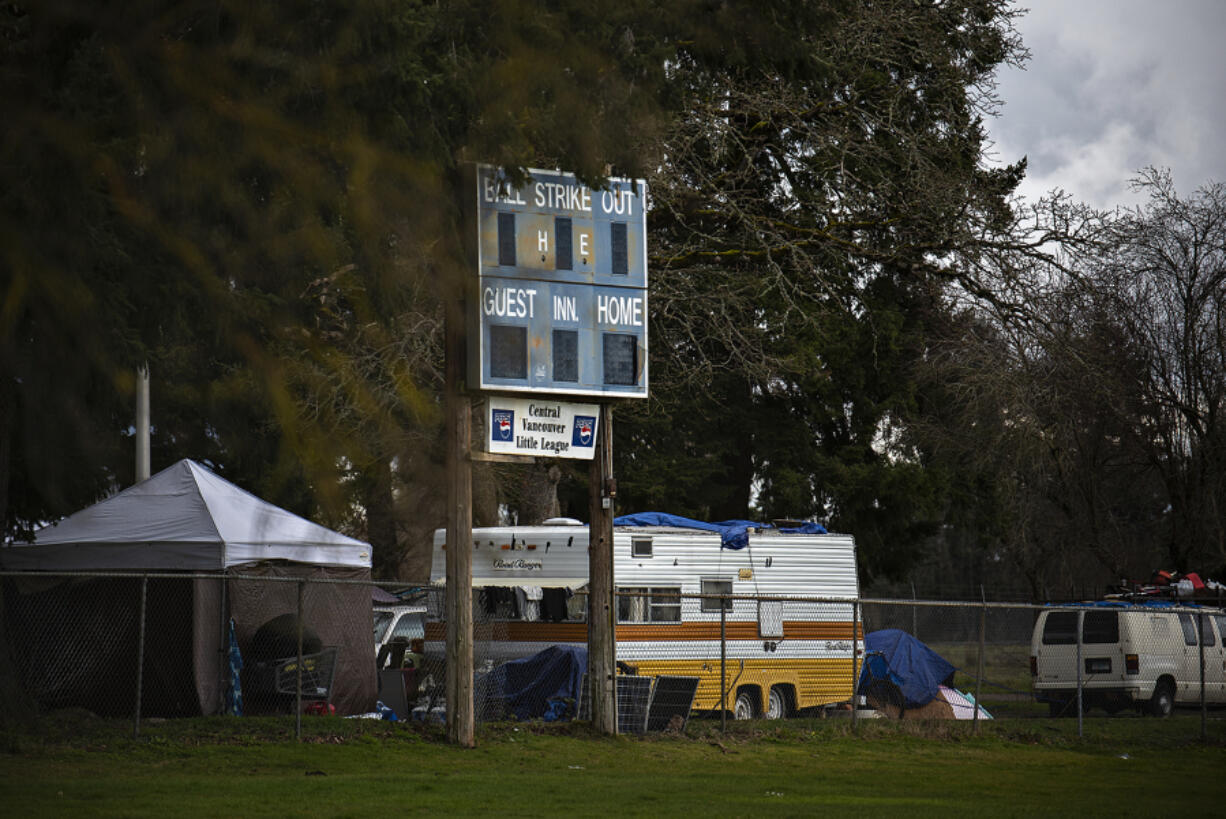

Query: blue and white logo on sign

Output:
[572, 415, 596, 447]
[492, 409, 514, 442]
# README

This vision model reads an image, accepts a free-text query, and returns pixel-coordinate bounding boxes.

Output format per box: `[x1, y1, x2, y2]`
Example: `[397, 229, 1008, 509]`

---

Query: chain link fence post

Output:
[973, 587, 985, 734]
[720, 593, 727, 734]
[133, 574, 148, 739]
[1075, 609, 1084, 738]
[1199, 610, 1207, 742]
[295, 579, 304, 741]
[851, 598, 860, 732]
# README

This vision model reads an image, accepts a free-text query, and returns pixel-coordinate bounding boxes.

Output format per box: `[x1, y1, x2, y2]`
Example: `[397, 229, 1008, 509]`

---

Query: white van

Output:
[1030, 603, 1226, 716]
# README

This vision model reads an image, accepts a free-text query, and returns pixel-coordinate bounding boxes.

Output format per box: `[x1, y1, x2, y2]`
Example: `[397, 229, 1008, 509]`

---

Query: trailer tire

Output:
[765, 686, 789, 720]
[733, 690, 758, 720]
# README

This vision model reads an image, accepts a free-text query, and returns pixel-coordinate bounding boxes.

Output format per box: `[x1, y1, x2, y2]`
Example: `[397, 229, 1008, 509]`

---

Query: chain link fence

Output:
[4, 571, 1224, 741]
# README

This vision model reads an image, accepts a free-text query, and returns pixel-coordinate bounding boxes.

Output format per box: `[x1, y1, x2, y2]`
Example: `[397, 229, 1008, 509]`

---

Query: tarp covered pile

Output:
[859, 629, 990, 720]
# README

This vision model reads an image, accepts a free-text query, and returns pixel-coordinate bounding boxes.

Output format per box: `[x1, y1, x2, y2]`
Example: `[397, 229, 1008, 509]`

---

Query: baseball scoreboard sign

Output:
[469, 165, 648, 399]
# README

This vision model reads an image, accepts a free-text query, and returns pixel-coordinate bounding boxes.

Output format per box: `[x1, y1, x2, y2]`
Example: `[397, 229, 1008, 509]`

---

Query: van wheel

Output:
[1148, 681, 1174, 718]
[765, 687, 789, 720]
[733, 691, 757, 720]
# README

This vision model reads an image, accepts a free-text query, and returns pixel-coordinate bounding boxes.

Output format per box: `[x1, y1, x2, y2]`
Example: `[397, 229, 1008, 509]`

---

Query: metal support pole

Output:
[134, 575, 148, 739]
[911, 581, 917, 639]
[851, 599, 860, 732]
[1075, 609, 1084, 738]
[1199, 611, 1207, 741]
[296, 580, 304, 741]
[974, 587, 986, 733]
[720, 597, 727, 734]
[219, 578, 228, 716]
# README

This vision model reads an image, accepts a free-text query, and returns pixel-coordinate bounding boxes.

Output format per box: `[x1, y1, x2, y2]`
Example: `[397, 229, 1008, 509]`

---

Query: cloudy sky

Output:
[986, 0, 1226, 210]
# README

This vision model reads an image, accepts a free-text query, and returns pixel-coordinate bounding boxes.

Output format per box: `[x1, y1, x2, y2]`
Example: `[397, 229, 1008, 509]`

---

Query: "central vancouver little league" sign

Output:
[487, 397, 599, 460]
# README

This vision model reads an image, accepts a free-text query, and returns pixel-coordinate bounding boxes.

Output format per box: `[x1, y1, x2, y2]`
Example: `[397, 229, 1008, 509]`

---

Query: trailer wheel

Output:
[733, 690, 757, 720]
[765, 686, 789, 720]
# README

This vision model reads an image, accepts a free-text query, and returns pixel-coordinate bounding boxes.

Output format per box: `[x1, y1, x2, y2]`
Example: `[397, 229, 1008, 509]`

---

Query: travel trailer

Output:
[429, 519, 860, 718]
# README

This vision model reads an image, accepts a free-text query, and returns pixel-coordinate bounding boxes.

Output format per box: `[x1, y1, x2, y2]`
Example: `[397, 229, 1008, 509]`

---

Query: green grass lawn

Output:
[3, 714, 1224, 817]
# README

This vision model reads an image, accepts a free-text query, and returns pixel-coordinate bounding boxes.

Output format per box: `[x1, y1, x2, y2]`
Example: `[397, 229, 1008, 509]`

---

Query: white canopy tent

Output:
[1, 459, 376, 716]
[2, 458, 370, 571]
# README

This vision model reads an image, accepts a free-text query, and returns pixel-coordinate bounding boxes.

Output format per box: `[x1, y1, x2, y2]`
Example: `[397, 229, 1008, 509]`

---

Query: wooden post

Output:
[588, 404, 617, 735]
[445, 297, 474, 748]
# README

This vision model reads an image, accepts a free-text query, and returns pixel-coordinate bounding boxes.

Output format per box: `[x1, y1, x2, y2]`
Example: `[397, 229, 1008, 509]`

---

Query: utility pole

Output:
[444, 296, 474, 748]
[587, 404, 617, 734]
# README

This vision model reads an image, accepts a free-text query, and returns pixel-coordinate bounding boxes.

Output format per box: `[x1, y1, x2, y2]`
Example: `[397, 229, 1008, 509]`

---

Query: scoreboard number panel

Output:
[470, 165, 648, 399]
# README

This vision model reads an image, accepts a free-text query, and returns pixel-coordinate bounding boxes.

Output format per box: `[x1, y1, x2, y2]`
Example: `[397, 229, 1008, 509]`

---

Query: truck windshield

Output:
[373, 611, 393, 643]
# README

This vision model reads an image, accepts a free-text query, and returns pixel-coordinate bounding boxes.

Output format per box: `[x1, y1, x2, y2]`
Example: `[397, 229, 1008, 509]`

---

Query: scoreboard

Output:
[468, 165, 648, 399]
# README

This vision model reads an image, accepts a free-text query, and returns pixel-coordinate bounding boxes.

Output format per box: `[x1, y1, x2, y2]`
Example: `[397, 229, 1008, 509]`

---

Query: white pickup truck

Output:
[373, 604, 426, 658]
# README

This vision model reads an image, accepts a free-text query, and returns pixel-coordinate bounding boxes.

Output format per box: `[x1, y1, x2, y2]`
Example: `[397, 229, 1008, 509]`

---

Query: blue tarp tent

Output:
[858, 629, 955, 709]
[614, 512, 826, 550]
[477, 645, 588, 721]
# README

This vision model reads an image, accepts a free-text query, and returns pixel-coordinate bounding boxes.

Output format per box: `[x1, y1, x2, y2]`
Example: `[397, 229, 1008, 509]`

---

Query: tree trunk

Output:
[362, 457, 399, 578]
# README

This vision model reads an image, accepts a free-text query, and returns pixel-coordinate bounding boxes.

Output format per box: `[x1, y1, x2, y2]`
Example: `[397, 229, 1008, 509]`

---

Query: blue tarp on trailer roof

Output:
[614, 512, 826, 550]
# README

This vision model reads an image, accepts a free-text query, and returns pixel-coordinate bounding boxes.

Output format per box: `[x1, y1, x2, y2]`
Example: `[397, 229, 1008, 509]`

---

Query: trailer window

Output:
[631, 537, 653, 558]
[617, 587, 680, 623]
[1042, 611, 1078, 645]
[701, 579, 733, 613]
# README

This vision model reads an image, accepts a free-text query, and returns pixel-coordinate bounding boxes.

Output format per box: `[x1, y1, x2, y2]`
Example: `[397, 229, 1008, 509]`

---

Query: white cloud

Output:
[987, 0, 1226, 209]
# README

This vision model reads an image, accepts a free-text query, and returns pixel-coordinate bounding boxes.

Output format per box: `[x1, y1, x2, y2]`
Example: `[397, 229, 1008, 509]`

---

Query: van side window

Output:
[1198, 614, 1216, 647]
[1179, 613, 1198, 646]
[1042, 611, 1078, 645]
[1082, 611, 1119, 644]
[1215, 615, 1226, 646]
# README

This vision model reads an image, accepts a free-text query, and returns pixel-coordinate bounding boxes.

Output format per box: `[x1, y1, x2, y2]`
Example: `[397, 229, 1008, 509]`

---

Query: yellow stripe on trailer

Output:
[626, 657, 857, 713]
